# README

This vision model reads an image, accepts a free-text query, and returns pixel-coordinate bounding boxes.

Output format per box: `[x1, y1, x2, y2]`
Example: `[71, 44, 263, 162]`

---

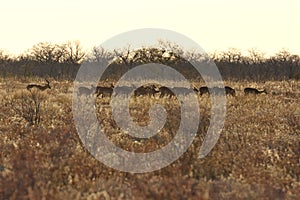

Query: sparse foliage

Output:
[88, 46, 114, 63]
[29, 42, 65, 64]
[0, 40, 300, 199]
[0, 78, 299, 199]
[10, 90, 46, 126]
[1, 42, 300, 80]
[62, 41, 86, 65]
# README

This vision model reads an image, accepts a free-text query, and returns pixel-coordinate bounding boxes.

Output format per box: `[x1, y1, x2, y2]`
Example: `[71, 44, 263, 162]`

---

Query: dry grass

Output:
[0, 78, 299, 199]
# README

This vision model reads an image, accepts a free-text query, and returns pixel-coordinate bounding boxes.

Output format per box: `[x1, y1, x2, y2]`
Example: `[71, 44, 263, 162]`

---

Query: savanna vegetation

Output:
[0, 41, 299, 199]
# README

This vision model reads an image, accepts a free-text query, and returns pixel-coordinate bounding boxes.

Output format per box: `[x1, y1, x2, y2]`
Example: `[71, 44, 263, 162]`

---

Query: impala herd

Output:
[77, 84, 268, 97]
[26, 79, 268, 98]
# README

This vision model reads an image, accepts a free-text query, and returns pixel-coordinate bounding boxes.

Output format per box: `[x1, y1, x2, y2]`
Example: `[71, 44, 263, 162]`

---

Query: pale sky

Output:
[0, 0, 299, 56]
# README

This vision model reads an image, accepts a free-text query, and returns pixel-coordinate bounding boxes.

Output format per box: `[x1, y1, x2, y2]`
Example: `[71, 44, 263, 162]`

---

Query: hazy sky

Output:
[1, 0, 299, 56]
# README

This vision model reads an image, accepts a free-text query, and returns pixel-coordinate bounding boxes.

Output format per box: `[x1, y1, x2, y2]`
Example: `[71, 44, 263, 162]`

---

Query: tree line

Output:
[0, 40, 299, 81]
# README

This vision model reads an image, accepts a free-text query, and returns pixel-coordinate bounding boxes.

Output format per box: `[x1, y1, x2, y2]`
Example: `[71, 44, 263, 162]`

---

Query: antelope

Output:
[244, 87, 267, 95]
[134, 84, 159, 97]
[225, 86, 236, 96]
[159, 86, 174, 98]
[193, 87, 199, 94]
[114, 85, 135, 96]
[174, 87, 199, 96]
[95, 84, 114, 97]
[199, 86, 209, 96]
[27, 79, 51, 91]
[199, 86, 235, 96]
[78, 85, 95, 96]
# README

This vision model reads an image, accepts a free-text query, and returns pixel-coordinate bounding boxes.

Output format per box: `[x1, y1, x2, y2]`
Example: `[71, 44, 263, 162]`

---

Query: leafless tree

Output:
[247, 48, 265, 65]
[63, 41, 86, 65]
[88, 46, 114, 63]
[29, 42, 65, 64]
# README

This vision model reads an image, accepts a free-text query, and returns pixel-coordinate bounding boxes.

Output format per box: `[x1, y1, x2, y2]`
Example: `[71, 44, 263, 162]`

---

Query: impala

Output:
[199, 86, 209, 96]
[27, 79, 51, 91]
[159, 86, 174, 98]
[78, 85, 95, 96]
[225, 86, 236, 96]
[244, 87, 267, 95]
[96, 84, 114, 97]
[134, 84, 159, 97]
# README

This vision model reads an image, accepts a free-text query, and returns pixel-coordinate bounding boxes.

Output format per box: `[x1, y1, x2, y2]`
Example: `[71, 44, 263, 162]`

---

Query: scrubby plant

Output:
[0, 78, 299, 199]
[10, 89, 47, 126]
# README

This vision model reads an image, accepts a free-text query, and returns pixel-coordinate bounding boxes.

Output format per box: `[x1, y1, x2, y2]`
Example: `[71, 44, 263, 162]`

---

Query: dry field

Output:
[0, 77, 299, 199]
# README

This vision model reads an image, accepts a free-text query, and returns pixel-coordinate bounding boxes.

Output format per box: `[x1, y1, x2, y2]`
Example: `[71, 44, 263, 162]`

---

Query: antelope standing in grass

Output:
[199, 86, 235, 96]
[134, 84, 159, 97]
[27, 79, 51, 91]
[159, 86, 175, 98]
[78, 85, 95, 96]
[244, 87, 267, 95]
[199, 86, 209, 96]
[174, 87, 198, 96]
[95, 84, 114, 97]
[114, 85, 135, 96]
[225, 86, 236, 96]
[159, 86, 198, 98]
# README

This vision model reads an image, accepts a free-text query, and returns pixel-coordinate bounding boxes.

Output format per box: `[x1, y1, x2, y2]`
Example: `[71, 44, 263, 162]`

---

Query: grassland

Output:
[0, 77, 299, 199]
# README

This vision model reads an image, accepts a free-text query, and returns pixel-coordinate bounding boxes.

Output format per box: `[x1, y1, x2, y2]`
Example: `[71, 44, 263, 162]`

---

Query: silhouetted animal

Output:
[193, 87, 199, 93]
[211, 87, 225, 95]
[244, 87, 267, 95]
[96, 84, 114, 97]
[199, 86, 209, 96]
[225, 86, 236, 96]
[199, 86, 235, 96]
[134, 85, 159, 97]
[27, 79, 51, 91]
[172, 87, 198, 96]
[159, 86, 175, 98]
[78, 86, 95, 96]
[114, 85, 135, 96]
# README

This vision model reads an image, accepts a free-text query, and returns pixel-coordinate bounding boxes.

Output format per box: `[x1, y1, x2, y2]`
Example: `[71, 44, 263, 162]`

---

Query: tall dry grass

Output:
[0, 77, 299, 199]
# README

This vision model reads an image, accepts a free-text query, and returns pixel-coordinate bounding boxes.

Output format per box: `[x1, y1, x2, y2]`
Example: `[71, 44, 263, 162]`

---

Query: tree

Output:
[113, 45, 135, 66]
[29, 42, 65, 64]
[88, 46, 114, 63]
[247, 48, 265, 65]
[220, 48, 243, 64]
[62, 41, 86, 65]
[0, 50, 11, 63]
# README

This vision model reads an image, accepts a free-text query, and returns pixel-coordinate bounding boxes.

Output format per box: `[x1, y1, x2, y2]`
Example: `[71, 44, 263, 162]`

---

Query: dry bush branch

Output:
[10, 89, 47, 126]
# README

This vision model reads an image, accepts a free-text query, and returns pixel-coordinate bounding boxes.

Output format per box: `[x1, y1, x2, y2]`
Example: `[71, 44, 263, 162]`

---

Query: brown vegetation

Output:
[1, 42, 300, 81]
[0, 78, 299, 199]
[0, 41, 299, 199]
